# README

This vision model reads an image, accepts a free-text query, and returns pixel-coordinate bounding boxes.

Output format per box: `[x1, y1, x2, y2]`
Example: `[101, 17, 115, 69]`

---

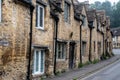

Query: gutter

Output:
[80, 20, 83, 64]
[53, 18, 59, 75]
[13, 0, 34, 80]
[26, 2, 34, 80]
[71, 0, 83, 64]
[88, 21, 94, 62]
[89, 28, 92, 62]
[26, 5, 34, 80]
[49, 0, 62, 75]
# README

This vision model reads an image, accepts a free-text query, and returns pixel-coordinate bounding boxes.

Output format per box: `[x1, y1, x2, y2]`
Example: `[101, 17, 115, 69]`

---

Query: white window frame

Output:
[36, 4, 44, 29]
[56, 43, 66, 61]
[33, 49, 45, 75]
[0, 0, 1, 22]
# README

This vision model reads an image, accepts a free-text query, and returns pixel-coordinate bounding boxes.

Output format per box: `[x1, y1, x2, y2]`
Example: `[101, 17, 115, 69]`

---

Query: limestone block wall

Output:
[32, 1, 54, 75]
[91, 19, 98, 60]
[55, 0, 80, 71]
[0, 0, 30, 80]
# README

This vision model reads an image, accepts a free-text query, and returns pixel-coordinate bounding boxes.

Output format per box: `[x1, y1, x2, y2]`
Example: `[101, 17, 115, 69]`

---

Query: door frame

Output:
[69, 41, 76, 69]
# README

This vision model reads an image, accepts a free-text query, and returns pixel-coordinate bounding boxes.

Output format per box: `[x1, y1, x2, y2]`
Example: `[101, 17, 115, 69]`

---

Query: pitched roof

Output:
[111, 27, 120, 36]
[74, 3, 84, 14]
[96, 10, 106, 23]
[87, 9, 96, 21]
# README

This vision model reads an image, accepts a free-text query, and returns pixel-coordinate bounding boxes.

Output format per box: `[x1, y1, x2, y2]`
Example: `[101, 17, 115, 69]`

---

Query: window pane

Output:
[40, 7, 43, 27]
[57, 43, 66, 59]
[40, 50, 44, 72]
[58, 51, 61, 59]
[64, 3, 67, 21]
[64, 2, 70, 22]
[35, 51, 39, 72]
[82, 42, 86, 55]
[36, 5, 39, 27]
[62, 44, 64, 59]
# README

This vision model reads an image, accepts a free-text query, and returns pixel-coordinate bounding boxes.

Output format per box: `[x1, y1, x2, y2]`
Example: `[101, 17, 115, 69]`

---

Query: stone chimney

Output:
[84, 0, 89, 11]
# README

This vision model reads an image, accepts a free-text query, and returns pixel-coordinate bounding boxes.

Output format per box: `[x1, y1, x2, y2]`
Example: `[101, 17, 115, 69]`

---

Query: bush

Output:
[40, 77, 45, 80]
[78, 63, 83, 68]
[61, 69, 66, 73]
[100, 53, 107, 60]
[73, 78, 77, 80]
[92, 59, 99, 64]
[56, 71, 61, 76]
[84, 61, 91, 65]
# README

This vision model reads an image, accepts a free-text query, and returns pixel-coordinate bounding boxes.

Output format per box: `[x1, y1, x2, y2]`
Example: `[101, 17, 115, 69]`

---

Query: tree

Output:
[90, 1, 102, 10]
[90, 1, 120, 28]
[111, 1, 120, 27]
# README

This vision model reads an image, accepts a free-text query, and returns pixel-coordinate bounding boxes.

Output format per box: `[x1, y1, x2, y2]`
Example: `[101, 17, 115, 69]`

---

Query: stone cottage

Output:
[87, 9, 99, 61]
[112, 27, 120, 48]
[0, 0, 33, 80]
[0, 0, 113, 80]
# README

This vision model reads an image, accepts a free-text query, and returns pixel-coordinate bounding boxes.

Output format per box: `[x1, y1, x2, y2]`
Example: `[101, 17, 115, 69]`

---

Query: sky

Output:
[78, 0, 119, 4]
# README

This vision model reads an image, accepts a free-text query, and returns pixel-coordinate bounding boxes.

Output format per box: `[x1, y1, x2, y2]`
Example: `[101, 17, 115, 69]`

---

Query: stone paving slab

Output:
[45, 55, 120, 80]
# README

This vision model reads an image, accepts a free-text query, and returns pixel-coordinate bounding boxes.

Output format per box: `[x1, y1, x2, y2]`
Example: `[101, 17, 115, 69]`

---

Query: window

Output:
[82, 41, 86, 55]
[64, 2, 70, 22]
[57, 43, 66, 60]
[33, 50, 45, 75]
[83, 17, 86, 26]
[36, 4, 44, 29]
[0, 0, 1, 22]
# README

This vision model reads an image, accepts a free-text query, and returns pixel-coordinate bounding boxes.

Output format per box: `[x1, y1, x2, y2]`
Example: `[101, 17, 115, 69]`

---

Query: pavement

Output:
[45, 54, 120, 80]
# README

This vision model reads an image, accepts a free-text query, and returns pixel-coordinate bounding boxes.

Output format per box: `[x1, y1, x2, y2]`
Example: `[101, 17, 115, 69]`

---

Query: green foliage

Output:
[90, 0, 120, 28]
[61, 69, 66, 73]
[84, 61, 91, 65]
[78, 63, 83, 68]
[100, 53, 107, 60]
[73, 78, 77, 80]
[40, 77, 44, 80]
[56, 71, 61, 76]
[78, 61, 92, 68]
[92, 59, 99, 64]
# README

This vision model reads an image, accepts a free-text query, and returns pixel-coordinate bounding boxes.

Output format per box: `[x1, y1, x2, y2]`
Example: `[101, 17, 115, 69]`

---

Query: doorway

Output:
[69, 42, 76, 69]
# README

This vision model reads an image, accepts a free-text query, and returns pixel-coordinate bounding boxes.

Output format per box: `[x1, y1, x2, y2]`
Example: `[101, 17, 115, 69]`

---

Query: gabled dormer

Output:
[87, 9, 97, 29]
[74, 3, 88, 27]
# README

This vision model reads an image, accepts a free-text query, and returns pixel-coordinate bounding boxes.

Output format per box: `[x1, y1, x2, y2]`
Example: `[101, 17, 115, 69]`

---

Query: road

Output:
[113, 49, 120, 55]
[81, 59, 120, 80]
[81, 49, 120, 80]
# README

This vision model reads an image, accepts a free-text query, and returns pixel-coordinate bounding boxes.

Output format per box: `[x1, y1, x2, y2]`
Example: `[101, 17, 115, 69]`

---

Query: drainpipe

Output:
[80, 21, 83, 64]
[89, 28, 92, 62]
[54, 18, 59, 75]
[26, 4, 34, 80]
[88, 21, 94, 62]
[102, 32, 105, 56]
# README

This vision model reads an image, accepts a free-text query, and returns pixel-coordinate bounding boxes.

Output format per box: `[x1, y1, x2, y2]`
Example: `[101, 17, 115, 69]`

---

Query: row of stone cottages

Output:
[0, 0, 113, 80]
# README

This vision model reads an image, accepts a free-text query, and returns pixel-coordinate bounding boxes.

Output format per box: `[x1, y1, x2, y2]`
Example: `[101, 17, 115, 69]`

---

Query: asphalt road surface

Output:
[81, 57, 120, 80]
[113, 49, 120, 55]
